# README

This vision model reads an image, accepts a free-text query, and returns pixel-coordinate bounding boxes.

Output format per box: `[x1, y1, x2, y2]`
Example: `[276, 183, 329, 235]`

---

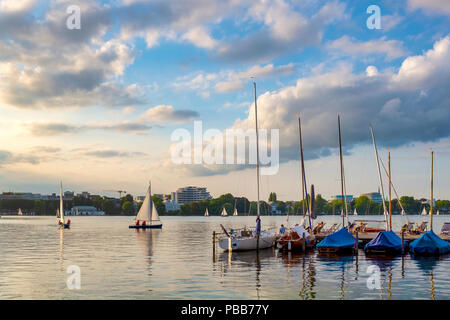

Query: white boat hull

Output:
[218, 233, 275, 251]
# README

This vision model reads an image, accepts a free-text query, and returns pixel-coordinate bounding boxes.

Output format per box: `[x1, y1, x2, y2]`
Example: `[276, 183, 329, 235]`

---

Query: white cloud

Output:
[366, 66, 378, 77]
[327, 36, 407, 60]
[182, 26, 217, 49]
[408, 0, 450, 15]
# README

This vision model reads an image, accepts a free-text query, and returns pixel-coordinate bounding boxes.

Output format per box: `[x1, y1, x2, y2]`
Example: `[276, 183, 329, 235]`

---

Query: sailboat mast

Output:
[254, 82, 261, 247]
[430, 150, 434, 231]
[370, 126, 389, 231]
[298, 116, 306, 218]
[59, 181, 64, 223]
[388, 149, 392, 231]
[338, 115, 348, 227]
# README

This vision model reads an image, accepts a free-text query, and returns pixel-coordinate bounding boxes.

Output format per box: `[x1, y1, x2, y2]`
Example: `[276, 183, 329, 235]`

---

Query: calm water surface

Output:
[0, 215, 448, 299]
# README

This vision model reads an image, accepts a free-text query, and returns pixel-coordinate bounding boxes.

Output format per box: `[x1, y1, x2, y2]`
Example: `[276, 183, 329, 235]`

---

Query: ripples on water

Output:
[0, 215, 448, 299]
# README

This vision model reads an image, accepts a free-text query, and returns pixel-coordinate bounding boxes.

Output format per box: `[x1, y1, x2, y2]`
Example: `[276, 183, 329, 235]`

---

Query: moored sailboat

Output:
[317, 115, 356, 254]
[129, 182, 162, 229]
[364, 143, 402, 255]
[276, 115, 315, 252]
[218, 82, 275, 251]
[410, 150, 450, 256]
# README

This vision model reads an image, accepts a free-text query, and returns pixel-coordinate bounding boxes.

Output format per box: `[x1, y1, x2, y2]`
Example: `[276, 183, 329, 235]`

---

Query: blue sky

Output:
[0, 0, 449, 202]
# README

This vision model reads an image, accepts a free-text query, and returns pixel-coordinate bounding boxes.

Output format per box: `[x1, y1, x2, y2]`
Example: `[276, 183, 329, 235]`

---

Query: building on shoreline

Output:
[360, 192, 383, 204]
[171, 186, 212, 204]
[70, 206, 105, 216]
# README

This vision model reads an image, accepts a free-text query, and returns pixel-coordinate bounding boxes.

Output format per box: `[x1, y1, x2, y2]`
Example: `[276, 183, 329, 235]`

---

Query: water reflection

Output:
[316, 254, 354, 300]
[59, 228, 64, 271]
[135, 229, 159, 277]
[412, 255, 443, 300]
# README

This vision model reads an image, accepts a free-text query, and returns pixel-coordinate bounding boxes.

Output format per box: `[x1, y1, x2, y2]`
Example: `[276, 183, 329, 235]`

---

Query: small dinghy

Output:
[317, 227, 356, 254]
[204, 208, 209, 217]
[409, 230, 450, 256]
[129, 182, 162, 229]
[58, 182, 70, 229]
[276, 224, 315, 252]
[220, 207, 228, 217]
[364, 230, 403, 255]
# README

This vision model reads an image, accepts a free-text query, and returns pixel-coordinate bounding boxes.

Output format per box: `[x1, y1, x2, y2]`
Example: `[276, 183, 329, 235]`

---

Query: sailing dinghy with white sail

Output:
[129, 182, 162, 229]
[17, 208, 23, 216]
[421, 207, 428, 216]
[58, 182, 70, 229]
[221, 207, 228, 217]
[204, 208, 209, 217]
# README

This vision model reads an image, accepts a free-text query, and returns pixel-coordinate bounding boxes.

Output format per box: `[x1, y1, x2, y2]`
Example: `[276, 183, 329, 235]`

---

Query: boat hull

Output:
[129, 224, 162, 229]
[276, 238, 315, 252]
[59, 224, 70, 229]
[218, 234, 275, 251]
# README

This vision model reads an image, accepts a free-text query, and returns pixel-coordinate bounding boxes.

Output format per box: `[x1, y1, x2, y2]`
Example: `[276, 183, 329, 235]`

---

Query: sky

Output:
[0, 0, 449, 201]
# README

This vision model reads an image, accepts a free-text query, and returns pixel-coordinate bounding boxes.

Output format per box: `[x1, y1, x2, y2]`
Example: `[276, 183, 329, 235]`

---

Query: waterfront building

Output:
[171, 186, 212, 204]
[134, 195, 146, 203]
[330, 195, 354, 203]
[360, 192, 383, 204]
[70, 205, 105, 216]
[164, 200, 180, 211]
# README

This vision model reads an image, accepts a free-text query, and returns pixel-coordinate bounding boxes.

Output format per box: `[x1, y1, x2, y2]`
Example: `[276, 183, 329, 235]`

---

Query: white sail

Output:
[18, 208, 23, 216]
[421, 207, 428, 216]
[436, 210, 440, 216]
[233, 208, 238, 216]
[135, 182, 160, 223]
[401, 209, 406, 216]
[353, 208, 358, 216]
[204, 208, 209, 216]
[221, 207, 228, 216]
[59, 182, 64, 224]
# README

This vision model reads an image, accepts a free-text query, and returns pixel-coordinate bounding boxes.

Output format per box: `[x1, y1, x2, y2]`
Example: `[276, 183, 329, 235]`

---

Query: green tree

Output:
[355, 196, 370, 214]
[268, 192, 277, 202]
[122, 201, 135, 215]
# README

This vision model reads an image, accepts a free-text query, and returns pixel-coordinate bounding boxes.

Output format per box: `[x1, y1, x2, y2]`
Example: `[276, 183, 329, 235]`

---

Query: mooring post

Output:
[401, 230, 405, 254]
[302, 233, 306, 252]
[355, 231, 359, 252]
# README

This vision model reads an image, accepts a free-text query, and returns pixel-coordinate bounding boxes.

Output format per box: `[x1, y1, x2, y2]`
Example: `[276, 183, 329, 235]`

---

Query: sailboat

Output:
[204, 208, 209, 217]
[410, 150, 450, 255]
[129, 182, 162, 229]
[421, 207, 428, 216]
[218, 82, 276, 251]
[353, 208, 358, 216]
[436, 210, 440, 216]
[276, 115, 316, 252]
[17, 208, 23, 216]
[317, 115, 356, 254]
[58, 182, 70, 229]
[221, 207, 228, 217]
[364, 143, 402, 255]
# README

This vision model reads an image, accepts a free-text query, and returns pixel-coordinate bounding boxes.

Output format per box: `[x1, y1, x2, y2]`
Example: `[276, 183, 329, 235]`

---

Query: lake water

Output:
[0, 215, 448, 299]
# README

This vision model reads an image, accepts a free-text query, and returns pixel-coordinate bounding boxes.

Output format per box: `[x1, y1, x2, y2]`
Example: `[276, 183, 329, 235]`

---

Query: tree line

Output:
[1, 192, 448, 216]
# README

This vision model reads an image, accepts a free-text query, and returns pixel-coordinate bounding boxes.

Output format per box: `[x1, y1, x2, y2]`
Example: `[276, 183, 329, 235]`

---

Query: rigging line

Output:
[379, 157, 406, 214]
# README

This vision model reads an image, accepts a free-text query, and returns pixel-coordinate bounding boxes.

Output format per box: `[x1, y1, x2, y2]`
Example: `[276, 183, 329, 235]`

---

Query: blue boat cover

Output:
[364, 230, 402, 252]
[317, 228, 356, 248]
[409, 230, 450, 255]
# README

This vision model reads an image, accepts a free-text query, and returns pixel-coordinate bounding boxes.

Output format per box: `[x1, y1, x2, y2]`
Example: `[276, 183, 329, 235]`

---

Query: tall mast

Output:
[370, 126, 388, 231]
[338, 115, 348, 227]
[298, 116, 306, 218]
[388, 149, 392, 231]
[149, 180, 152, 223]
[254, 82, 261, 246]
[430, 150, 434, 231]
[298, 115, 312, 229]
[59, 181, 64, 224]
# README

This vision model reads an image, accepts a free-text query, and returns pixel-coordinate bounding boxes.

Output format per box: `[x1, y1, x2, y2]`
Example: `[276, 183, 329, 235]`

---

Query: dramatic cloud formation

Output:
[166, 36, 450, 176]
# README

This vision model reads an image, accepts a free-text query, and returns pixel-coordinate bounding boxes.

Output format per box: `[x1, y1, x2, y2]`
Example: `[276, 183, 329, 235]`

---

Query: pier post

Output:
[401, 230, 405, 254]
[302, 233, 306, 252]
[355, 231, 359, 252]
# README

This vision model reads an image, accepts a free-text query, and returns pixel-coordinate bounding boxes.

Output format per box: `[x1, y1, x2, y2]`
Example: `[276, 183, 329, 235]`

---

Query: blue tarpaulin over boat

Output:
[364, 230, 402, 252]
[410, 230, 450, 255]
[317, 228, 356, 248]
